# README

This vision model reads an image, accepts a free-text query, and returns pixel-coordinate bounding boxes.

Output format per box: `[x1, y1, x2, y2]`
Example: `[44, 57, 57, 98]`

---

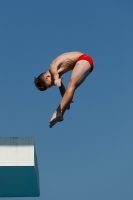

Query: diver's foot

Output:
[49, 111, 63, 128]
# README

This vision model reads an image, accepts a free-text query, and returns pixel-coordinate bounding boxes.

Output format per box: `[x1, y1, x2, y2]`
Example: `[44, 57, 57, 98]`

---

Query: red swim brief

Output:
[77, 54, 94, 73]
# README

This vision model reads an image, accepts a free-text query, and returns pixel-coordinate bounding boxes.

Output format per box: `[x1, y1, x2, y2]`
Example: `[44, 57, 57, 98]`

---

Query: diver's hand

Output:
[54, 78, 62, 87]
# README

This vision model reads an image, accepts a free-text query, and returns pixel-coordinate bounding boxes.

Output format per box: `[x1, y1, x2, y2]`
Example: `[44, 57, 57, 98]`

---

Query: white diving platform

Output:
[0, 137, 40, 197]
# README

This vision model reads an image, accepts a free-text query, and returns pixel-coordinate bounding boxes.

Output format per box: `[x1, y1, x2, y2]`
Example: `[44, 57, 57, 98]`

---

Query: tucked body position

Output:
[34, 52, 94, 128]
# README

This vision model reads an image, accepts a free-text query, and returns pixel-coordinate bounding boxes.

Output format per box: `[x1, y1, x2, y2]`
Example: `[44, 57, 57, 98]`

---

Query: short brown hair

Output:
[34, 72, 47, 91]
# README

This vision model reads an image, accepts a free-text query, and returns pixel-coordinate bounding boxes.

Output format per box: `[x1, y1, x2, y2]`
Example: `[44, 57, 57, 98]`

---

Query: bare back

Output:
[50, 52, 83, 76]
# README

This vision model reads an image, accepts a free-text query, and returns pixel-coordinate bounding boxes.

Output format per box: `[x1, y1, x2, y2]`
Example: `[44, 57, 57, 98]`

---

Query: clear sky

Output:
[0, 0, 133, 199]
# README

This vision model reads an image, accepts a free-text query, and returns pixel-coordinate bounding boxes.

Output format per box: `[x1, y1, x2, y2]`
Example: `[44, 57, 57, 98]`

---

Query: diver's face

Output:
[44, 71, 55, 89]
[45, 77, 52, 88]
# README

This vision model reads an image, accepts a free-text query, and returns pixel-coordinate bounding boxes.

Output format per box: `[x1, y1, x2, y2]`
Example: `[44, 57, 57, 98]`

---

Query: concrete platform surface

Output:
[0, 137, 40, 197]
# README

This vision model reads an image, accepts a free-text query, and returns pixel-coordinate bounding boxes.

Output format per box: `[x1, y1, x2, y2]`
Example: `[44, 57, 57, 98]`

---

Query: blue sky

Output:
[0, 0, 133, 199]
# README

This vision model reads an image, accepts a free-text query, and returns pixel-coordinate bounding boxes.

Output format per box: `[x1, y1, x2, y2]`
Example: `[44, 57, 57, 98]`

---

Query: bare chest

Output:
[57, 59, 76, 75]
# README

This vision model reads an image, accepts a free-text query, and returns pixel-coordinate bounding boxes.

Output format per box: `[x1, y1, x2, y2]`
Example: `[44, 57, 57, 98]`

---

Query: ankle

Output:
[57, 107, 63, 114]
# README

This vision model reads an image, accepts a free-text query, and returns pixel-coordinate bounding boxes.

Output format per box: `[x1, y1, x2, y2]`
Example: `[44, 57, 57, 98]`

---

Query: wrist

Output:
[53, 74, 59, 80]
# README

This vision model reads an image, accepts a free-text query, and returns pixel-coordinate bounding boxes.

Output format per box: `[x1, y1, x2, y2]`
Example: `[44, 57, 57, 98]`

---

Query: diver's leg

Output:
[49, 60, 91, 127]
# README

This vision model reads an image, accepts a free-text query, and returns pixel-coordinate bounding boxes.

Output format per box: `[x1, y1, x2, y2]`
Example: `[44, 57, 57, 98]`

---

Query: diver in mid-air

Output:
[34, 52, 94, 128]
